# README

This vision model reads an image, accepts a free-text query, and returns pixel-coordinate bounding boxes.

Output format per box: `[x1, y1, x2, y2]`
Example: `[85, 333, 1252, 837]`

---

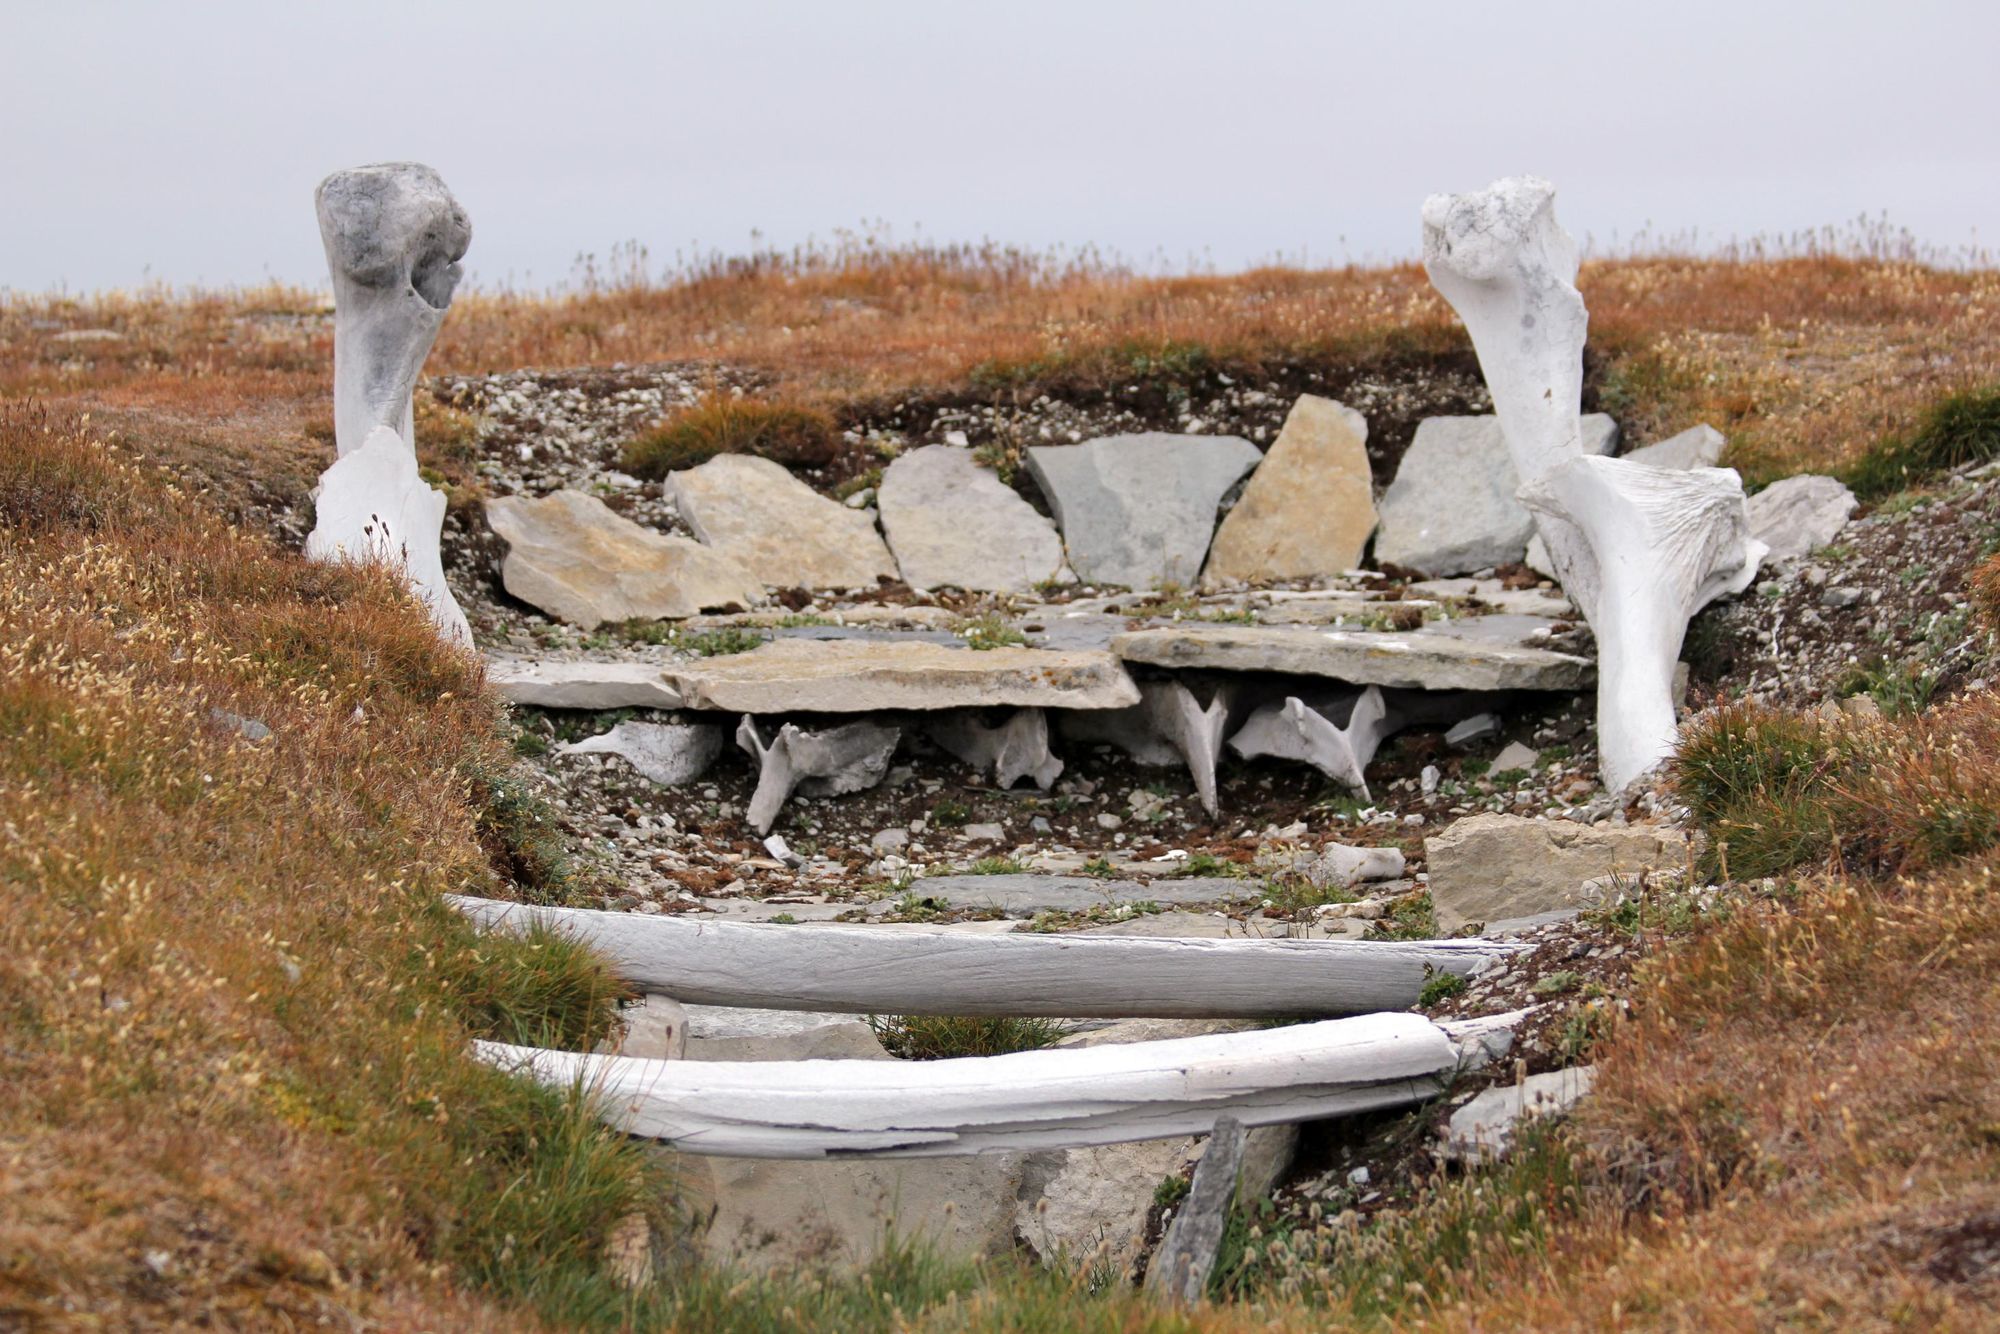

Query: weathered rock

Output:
[1202, 396, 1375, 586]
[1025, 433, 1262, 589]
[306, 425, 469, 643]
[1374, 414, 1617, 576]
[927, 708, 1063, 790]
[484, 655, 682, 709]
[316, 162, 469, 457]
[558, 720, 723, 786]
[737, 716, 901, 834]
[1112, 625, 1592, 693]
[485, 490, 762, 627]
[1746, 474, 1857, 562]
[665, 638, 1140, 713]
[1444, 1066, 1595, 1162]
[1296, 843, 1406, 888]
[678, 1013, 1026, 1271]
[878, 446, 1065, 592]
[1425, 814, 1680, 933]
[667, 454, 897, 590]
[616, 995, 687, 1060]
[1625, 424, 1726, 471]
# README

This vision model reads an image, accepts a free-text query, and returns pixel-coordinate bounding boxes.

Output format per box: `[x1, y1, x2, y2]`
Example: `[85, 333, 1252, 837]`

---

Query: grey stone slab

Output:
[667, 453, 897, 590]
[663, 638, 1140, 713]
[1026, 433, 1262, 590]
[878, 445, 1066, 592]
[485, 489, 762, 627]
[1375, 413, 1616, 577]
[1111, 624, 1593, 693]
[486, 655, 683, 709]
[1624, 424, 1725, 470]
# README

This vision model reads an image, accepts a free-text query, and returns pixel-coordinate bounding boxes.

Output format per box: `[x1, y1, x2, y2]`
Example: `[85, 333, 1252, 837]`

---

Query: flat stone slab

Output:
[915, 875, 1263, 918]
[1203, 396, 1377, 587]
[1026, 433, 1262, 590]
[1375, 414, 1616, 577]
[486, 655, 682, 709]
[1111, 624, 1593, 693]
[879, 445, 1066, 592]
[662, 638, 1141, 713]
[667, 453, 898, 590]
[485, 489, 763, 627]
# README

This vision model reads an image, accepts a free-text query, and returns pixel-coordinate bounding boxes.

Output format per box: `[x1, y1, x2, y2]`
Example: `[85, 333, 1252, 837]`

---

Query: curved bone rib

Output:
[1519, 455, 1764, 789]
[1420, 175, 1587, 485]
[316, 163, 471, 456]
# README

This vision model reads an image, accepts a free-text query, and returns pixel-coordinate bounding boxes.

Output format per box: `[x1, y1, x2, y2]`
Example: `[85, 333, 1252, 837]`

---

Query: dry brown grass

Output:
[0, 406, 661, 1328]
[7, 245, 1994, 509]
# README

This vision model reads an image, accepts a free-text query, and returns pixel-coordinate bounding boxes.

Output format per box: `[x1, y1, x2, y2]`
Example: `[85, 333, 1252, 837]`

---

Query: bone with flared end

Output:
[1519, 455, 1764, 789]
[1142, 680, 1239, 817]
[1228, 686, 1398, 797]
[558, 720, 723, 787]
[926, 708, 1063, 791]
[1420, 176, 1587, 485]
[317, 163, 470, 457]
[472, 1009, 1526, 1158]
[305, 425, 471, 643]
[737, 715, 900, 834]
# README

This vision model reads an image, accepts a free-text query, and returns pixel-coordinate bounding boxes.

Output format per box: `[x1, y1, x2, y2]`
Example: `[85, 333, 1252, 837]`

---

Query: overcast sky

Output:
[3, 0, 1994, 293]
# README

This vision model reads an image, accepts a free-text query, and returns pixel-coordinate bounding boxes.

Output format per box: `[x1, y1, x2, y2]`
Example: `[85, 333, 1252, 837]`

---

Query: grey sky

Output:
[4, 0, 1994, 292]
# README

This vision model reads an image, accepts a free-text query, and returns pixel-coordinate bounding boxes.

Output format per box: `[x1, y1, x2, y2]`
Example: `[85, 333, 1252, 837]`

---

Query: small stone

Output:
[1445, 713, 1503, 748]
[1746, 474, 1857, 562]
[871, 828, 910, 850]
[1490, 741, 1540, 773]
[1820, 586, 1866, 609]
[1096, 813, 1125, 831]
[961, 823, 1006, 843]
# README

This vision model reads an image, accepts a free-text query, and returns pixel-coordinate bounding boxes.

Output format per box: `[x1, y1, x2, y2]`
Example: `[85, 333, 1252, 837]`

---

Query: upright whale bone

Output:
[305, 425, 472, 643]
[1519, 456, 1763, 790]
[927, 708, 1063, 791]
[1423, 176, 1761, 787]
[316, 162, 471, 456]
[736, 716, 901, 834]
[1420, 175, 1587, 486]
[1228, 686, 1397, 797]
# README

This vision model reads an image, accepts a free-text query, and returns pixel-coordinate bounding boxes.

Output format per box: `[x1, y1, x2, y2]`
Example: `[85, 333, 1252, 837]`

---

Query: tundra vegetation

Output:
[3, 233, 1998, 1327]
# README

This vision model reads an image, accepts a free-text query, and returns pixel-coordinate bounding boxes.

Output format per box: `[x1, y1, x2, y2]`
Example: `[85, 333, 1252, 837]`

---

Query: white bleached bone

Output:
[1051, 679, 1242, 813]
[450, 894, 1525, 1018]
[1141, 679, 1239, 817]
[475, 1010, 1480, 1158]
[1423, 176, 1761, 788]
[926, 708, 1063, 791]
[304, 425, 471, 643]
[736, 715, 900, 834]
[316, 162, 470, 456]
[1228, 686, 1396, 797]
[557, 720, 723, 787]
[1420, 175, 1587, 486]
[1518, 455, 1763, 789]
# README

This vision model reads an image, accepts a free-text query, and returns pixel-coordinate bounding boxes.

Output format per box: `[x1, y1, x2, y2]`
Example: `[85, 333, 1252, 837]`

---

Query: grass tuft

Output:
[867, 1014, 1076, 1061]
[1843, 383, 2000, 498]
[621, 396, 838, 477]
